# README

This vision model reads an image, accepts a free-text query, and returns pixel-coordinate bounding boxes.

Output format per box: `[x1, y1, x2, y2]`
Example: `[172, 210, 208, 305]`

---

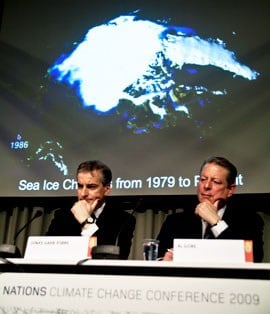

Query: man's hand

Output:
[195, 199, 221, 226]
[71, 199, 99, 224]
[163, 249, 173, 261]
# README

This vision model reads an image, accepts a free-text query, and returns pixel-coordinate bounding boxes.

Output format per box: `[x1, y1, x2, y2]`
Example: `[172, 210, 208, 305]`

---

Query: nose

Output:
[81, 185, 89, 197]
[203, 180, 212, 189]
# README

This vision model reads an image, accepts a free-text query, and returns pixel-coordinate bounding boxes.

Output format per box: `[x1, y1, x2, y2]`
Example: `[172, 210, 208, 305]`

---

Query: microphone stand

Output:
[0, 210, 43, 258]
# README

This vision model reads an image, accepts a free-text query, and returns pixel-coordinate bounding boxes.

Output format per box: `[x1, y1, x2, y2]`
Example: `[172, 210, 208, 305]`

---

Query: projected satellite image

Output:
[49, 14, 258, 135]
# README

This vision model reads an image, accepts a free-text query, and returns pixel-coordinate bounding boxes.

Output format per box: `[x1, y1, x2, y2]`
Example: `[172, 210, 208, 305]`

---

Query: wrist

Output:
[211, 218, 220, 227]
[80, 215, 95, 227]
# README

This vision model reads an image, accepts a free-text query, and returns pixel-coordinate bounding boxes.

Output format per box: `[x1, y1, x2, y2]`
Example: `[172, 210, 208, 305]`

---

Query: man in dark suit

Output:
[157, 156, 264, 262]
[46, 160, 136, 259]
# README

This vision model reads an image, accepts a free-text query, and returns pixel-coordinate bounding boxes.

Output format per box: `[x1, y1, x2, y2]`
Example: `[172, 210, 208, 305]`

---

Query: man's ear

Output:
[227, 184, 236, 198]
[104, 184, 111, 196]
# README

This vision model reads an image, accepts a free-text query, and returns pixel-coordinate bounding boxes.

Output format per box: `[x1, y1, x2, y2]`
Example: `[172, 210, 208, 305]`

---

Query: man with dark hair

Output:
[157, 156, 264, 262]
[46, 160, 136, 259]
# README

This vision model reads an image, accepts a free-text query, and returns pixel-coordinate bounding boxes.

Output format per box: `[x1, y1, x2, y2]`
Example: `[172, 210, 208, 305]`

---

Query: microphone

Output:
[91, 199, 140, 260]
[0, 209, 43, 258]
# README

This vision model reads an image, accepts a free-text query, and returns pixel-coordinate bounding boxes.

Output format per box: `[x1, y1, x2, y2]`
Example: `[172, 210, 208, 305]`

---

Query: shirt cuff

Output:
[211, 220, 228, 238]
[81, 223, 99, 237]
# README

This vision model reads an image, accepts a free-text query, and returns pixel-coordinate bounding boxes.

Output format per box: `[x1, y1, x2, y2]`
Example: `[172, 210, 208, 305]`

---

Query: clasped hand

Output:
[71, 199, 98, 224]
[195, 199, 221, 226]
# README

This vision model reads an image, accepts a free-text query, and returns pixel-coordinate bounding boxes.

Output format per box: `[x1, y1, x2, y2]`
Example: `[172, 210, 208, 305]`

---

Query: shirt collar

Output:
[217, 205, 226, 218]
[93, 202, 105, 219]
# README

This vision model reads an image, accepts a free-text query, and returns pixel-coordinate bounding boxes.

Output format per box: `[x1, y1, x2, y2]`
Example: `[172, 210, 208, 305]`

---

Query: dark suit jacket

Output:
[46, 203, 136, 259]
[157, 203, 264, 262]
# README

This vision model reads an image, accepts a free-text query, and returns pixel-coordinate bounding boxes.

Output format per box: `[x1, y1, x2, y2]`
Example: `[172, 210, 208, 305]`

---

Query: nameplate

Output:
[173, 239, 253, 263]
[24, 236, 91, 260]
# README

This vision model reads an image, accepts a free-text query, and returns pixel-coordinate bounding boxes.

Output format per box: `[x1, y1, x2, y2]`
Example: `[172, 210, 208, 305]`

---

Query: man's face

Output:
[77, 170, 110, 208]
[197, 163, 236, 204]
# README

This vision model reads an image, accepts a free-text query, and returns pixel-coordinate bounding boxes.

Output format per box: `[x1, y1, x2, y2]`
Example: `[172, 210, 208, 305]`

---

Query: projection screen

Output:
[0, 0, 269, 197]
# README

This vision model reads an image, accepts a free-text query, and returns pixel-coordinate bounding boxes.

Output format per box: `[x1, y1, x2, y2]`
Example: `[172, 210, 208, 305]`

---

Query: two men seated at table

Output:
[46, 157, 264, 262]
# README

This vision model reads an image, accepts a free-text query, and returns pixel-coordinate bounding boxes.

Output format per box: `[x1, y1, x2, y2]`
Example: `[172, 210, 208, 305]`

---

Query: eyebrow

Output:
[77, 183, 99, 188]
[200, 176, 224, 182]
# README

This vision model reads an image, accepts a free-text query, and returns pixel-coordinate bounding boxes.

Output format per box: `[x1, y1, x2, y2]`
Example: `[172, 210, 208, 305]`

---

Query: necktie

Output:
[204, 223, 214, 239]
[91, 213, 97, 223]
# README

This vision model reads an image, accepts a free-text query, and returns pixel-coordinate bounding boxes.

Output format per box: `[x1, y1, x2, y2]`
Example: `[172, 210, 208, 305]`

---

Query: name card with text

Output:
[173, 239, 253, 263]
[24, 236, 91, 260]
